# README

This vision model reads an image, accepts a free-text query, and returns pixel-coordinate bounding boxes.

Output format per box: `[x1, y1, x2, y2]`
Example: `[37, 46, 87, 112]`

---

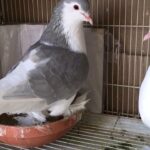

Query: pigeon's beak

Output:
[81, 12, 93, 25]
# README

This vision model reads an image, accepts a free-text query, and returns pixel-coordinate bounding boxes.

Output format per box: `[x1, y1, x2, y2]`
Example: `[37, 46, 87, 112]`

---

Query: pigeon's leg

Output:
[48, 95, 76, 116]
[64, 100, 89, 116]
[64, 93, 89, 116]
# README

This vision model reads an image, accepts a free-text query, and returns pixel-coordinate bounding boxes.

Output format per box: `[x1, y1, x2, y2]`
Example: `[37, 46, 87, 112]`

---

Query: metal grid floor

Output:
[0, 113, 150, 150]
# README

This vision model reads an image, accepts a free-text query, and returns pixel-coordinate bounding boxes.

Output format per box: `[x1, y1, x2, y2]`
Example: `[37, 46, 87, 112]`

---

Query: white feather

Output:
[48, 94, 76, 116]
[62, 2, 87, 54]
[64, 93, 89, 116]
[14, 112, 46, 126]
[0, 58, 36, 96]
[139, 66, 150, 128]
[21, 59, 36, 72]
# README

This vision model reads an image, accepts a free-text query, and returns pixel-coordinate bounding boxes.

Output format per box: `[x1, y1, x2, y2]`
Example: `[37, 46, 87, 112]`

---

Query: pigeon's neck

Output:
[40, 6, 86, 54]
[40, 16, 68, 49]
[62, 18, 87, 54]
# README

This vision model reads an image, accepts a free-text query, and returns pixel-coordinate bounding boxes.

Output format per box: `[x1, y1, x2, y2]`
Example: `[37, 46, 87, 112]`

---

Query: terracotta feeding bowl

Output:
[0, 113, 81, 148]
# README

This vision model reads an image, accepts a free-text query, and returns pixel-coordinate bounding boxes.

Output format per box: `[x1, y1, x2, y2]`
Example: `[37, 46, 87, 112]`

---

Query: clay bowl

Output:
[0, 113, 81, 148]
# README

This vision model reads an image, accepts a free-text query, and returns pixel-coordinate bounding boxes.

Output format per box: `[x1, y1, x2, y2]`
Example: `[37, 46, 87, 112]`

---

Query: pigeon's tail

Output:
[64, 92, 90, 116]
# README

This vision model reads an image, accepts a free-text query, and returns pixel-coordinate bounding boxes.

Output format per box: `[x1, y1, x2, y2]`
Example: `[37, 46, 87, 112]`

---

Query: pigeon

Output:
[139, 67, 150, 128]
[139, 32, 150, 128]
[0, 0, 92, 123]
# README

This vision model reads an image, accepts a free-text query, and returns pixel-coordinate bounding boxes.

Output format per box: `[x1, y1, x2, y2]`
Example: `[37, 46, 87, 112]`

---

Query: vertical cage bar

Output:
[50, 0, 53, 19]
[41, 0, 44, 23]
[27, 0, 31, 22]
[139, 0, 146, 99]
[133, 0, 140, 116]
[32, 0, 35, 23]
[106, 0, 109, 112]
[37, 0, 40, 23]
[10, 0, 14, 23]
[127, 0, 134, 116]
[122, 0, 127, 115]
[102, 0, 105, 112]
[5, 0, 10, 23]
[96, 0, 99, 27]
[19, 0, 22, 22]
[111, 0, 116, 114]
[1, 0, 6, 24]
[116, 0, 121, 114]
[23, 0, 27, 22]
[46, 0, 49, 23]
[102, 0, 104, 26]
[14, 0, 17, 23]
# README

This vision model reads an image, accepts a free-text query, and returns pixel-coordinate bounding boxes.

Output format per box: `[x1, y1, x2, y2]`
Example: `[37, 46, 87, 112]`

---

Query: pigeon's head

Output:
[41, 0, 92, 52]
[60, 0, 93, 25]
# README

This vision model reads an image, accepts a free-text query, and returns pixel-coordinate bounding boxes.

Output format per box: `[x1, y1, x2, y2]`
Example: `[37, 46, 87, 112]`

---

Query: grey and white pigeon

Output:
[0, 0, 92, 123]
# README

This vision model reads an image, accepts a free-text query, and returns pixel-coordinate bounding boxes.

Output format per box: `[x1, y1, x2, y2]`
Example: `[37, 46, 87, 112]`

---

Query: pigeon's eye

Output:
[73, 5, 79, 10]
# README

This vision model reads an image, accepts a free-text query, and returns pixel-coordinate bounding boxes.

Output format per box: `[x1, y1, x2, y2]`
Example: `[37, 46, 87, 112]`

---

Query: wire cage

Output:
[1, 0, 150, 118]
[0, 0, 150, 149]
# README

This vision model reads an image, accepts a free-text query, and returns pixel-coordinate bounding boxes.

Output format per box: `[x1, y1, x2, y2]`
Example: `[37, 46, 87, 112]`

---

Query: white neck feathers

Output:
[61, 5, 87, 54]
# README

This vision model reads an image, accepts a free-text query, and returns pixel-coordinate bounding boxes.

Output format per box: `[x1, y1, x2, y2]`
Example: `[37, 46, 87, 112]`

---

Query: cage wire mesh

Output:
[0, 0, 150, 118]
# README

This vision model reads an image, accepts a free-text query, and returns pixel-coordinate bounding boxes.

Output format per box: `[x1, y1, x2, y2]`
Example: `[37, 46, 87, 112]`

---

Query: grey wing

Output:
[0, 44, 89, 113]
[1, 45, 89, 104]
[27, 46, 89, 104]
[1, 63, 36, 99]
[0, 61, 48, 113]
[3, 81, 35, 99]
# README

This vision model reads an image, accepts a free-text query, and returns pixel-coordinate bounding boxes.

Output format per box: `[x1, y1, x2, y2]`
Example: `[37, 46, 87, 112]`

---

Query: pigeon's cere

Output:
[81, 12, 93, 25]
[0, 0, 92, 123]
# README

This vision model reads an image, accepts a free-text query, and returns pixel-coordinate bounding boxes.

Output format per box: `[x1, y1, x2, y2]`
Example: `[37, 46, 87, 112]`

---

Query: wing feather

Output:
[1, 44, 89, 105]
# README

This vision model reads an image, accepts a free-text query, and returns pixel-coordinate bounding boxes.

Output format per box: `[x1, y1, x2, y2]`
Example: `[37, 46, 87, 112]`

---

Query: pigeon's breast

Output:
[45, 49, 89, 92]
[69, 53, 89, 87]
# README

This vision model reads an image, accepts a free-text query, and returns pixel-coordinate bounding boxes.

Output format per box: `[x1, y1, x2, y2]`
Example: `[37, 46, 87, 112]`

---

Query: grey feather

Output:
[28, 45, 89, 103]
[40, 0, 90, 49]
[40, 1, 68, 48]
[2, 44, 89, 104]
[3, 81, 35, 99]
